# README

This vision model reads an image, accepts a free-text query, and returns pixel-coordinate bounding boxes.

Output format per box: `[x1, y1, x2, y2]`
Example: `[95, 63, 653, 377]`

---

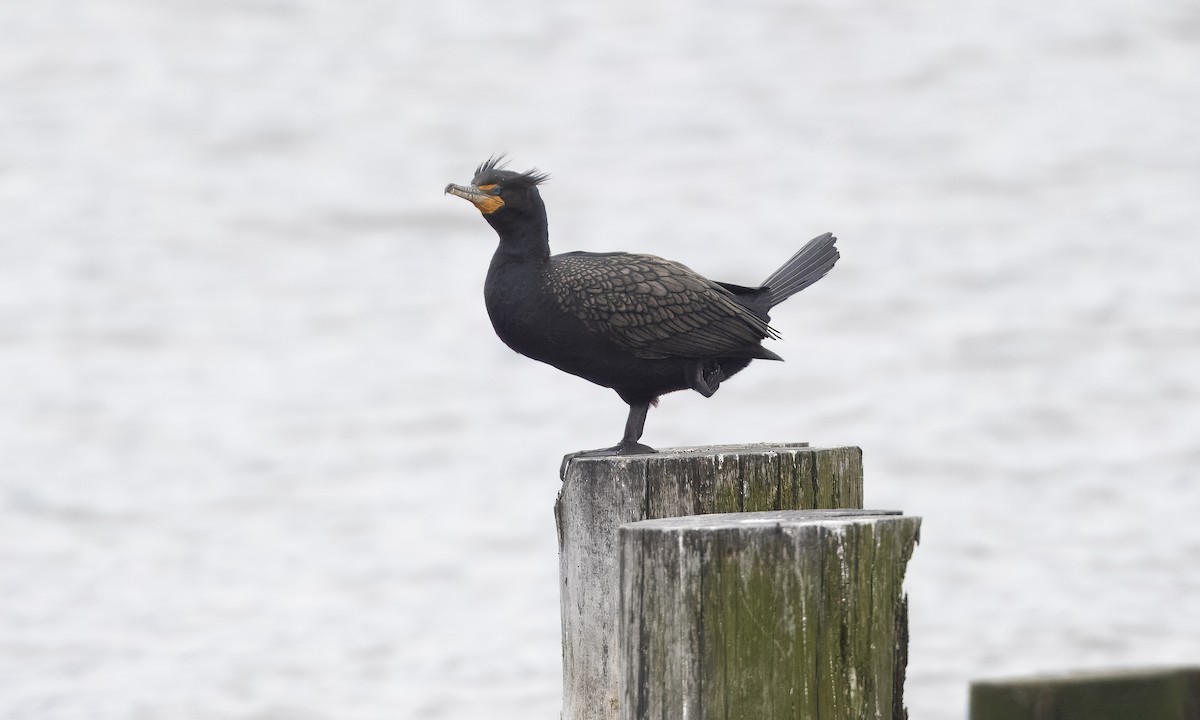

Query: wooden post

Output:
[619, 509, 920, 720]
[970, 668, 1200, 720]
[556, 444, 864, 720]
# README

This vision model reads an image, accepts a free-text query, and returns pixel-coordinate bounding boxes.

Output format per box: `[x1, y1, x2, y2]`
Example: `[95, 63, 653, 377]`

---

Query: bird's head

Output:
[445, 156, 550, 231]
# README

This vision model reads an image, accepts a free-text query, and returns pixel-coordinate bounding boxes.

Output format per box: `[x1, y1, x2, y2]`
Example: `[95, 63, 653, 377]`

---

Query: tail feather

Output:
[760, 232, 839, 307]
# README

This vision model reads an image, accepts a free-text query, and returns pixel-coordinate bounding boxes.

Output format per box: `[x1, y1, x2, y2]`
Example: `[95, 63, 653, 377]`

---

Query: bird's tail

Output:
[760, 232, 839, 308]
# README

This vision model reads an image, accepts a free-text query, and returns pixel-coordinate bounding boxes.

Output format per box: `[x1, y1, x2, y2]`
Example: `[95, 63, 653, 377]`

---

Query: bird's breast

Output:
[483, 262, 559, 354]
[483, 262, 628, 370]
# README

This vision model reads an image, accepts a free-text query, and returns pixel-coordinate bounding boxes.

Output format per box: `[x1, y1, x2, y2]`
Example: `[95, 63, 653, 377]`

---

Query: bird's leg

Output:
[561, 401, 656, 466]
[615, 401, 655, 455]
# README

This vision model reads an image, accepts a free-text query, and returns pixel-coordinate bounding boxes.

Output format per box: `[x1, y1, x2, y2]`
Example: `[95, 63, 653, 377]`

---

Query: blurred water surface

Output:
[2, 1, 1200, 718]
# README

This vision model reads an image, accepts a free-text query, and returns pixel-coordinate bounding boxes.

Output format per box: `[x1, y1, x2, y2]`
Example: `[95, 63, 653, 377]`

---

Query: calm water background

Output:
[3, 1, 1200, 718]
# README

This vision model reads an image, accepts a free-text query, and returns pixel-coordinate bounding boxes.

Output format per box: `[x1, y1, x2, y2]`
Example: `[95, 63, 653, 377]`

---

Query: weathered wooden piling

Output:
[620, 510, 920, 720]
[970, 667, 1200, 720]
[556, 444, 865, 720]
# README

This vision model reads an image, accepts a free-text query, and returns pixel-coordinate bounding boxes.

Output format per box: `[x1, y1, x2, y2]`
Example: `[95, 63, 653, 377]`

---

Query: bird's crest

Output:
[473, 154, 550, 189]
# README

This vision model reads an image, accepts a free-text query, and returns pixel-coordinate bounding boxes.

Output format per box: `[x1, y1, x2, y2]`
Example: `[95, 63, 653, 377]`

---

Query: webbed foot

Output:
[569, 440, 657, 459]
[559, 400, 657, 479]
[560, 441, 657, 477]
[689, 360, 724, 397]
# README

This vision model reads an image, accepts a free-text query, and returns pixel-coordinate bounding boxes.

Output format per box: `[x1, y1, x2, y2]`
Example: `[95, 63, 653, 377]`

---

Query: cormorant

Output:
[445, 156, 838, 455]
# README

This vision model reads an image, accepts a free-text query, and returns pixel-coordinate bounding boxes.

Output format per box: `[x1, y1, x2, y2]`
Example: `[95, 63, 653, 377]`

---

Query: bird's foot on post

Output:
[559, 441, 656, 477]
[567, 440, 657, 459]
[559, 400, 657, 477]
[614, 439, 656, 455]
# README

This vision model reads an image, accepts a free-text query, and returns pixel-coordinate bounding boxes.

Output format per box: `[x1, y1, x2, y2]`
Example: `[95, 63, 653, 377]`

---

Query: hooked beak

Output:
[444, 183, 505, 214]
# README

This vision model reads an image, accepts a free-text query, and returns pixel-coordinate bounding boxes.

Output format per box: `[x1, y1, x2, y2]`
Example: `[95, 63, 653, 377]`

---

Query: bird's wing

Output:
[548, 253, 779, 360]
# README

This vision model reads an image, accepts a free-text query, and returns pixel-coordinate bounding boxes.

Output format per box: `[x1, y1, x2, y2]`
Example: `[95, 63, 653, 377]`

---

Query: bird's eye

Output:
[478, 183, 498, 193]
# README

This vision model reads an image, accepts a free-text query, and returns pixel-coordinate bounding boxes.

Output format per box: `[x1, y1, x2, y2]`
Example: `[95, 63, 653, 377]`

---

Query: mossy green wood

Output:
[620, 511, 921, 720]
[698, 521, 823, 719]
[970, 668, 1200, 720]
[815, 446, 864, 509]
[557, 444, 864, 720]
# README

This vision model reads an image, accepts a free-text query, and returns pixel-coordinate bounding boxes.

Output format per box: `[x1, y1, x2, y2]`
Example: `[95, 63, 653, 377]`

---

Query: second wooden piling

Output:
[620, 509, 920, 720]
[971, 667, 1200, 720]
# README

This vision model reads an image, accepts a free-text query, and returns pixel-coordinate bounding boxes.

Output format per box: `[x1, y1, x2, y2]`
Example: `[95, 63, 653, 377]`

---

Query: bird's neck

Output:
[487, 211, 551, 266]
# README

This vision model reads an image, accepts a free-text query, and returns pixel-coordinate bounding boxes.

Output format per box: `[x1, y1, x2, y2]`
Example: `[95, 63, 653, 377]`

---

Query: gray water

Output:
[3, 1, 1200, 718]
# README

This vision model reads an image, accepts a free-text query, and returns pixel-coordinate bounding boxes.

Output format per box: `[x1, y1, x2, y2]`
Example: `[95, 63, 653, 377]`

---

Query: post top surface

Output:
[621, 508, 909, 533]
[561, 442, 861, 475]
[972, 665, 1200, 688]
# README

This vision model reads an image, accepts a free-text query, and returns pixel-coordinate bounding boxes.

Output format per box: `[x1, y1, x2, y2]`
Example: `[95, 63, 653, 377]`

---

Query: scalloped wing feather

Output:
[548, 253, 779, 360]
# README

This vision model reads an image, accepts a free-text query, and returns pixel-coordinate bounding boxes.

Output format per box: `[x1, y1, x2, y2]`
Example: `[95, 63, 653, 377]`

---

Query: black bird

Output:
[445, 157, 838, 455]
